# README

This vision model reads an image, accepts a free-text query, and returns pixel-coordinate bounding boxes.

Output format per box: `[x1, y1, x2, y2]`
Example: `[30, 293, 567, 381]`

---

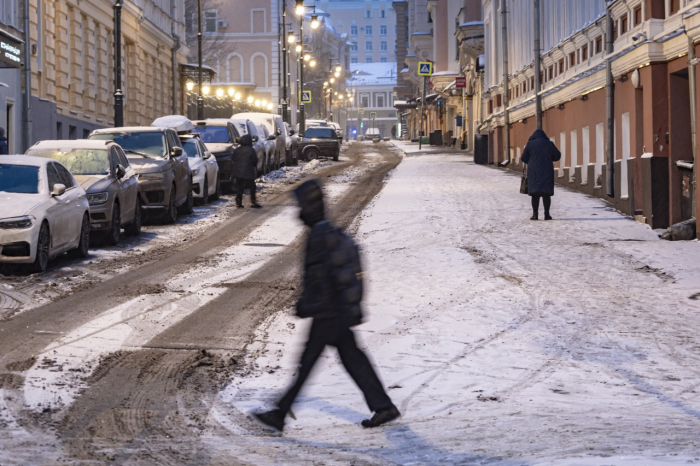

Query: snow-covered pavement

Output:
[224, 142, 700, 464]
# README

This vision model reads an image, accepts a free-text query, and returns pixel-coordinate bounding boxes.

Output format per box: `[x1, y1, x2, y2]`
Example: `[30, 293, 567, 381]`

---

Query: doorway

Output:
[669, 69, 692, 223]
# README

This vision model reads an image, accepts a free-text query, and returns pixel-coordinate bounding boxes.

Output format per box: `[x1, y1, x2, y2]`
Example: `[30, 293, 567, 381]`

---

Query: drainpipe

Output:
[533, 0, 541, 130]
[197, 0, 204, 120]
[114, 1, 124, 127]
[501, 0, 510, 164]
[22, 0, 31, 150]
[171, 34, 180, 115]
[688, 34, 697, 222]
[605, 0, 615, 198]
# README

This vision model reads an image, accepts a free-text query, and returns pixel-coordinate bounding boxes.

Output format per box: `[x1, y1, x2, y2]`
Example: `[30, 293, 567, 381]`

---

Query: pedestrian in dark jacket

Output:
[254, 179, 400, 432]
[233, 134, 260, 208]
[521, 129, 561, 220]
[0, 127, 8, 155]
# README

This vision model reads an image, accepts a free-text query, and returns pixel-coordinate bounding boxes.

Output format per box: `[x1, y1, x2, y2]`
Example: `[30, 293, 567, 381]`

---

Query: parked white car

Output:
[179, 134, 220, 204]
[0, 155, 90, 272]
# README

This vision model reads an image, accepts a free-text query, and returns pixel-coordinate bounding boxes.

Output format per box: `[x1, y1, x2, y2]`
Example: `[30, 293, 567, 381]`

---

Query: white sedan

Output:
[0, 155, 90, 272]
[179, 135, 220, 204]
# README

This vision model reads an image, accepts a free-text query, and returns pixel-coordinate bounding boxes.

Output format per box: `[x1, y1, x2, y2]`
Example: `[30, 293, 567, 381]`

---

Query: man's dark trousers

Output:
[277, 317, 394, 416]
[235, 178, 257, 206]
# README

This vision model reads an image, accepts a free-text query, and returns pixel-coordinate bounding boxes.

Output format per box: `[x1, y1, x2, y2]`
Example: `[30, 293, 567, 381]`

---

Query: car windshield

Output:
[26, 148, 110, 175]
[90, 132, 166, 158]
[182, 140, 200, 158]
[192, 126, 231, 143]
[304, 128, 336, 139]
[0, 164, 40, 194]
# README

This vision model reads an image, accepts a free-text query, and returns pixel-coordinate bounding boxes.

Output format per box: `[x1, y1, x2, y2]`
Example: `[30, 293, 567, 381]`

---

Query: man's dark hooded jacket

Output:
[233, 134, 258, 179]
[0, 135, 7, 155]
[521, 129, 561, 196]
[295, 180, 363, 327]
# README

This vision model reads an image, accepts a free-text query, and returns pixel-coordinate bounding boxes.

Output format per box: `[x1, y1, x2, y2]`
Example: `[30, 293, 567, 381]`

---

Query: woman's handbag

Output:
[520, 167, 528, 195]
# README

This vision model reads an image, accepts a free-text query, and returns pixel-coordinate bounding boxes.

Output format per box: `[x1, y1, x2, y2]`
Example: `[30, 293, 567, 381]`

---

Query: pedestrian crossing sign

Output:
[370, 112, 376, 119]
[299, 90, 312, 103]
[417, 61, 433, 76]
[359, 107, 365, 115]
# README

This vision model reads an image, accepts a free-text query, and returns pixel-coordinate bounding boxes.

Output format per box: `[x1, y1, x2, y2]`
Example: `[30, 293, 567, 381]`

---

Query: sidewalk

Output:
[222, 143, 700, 464]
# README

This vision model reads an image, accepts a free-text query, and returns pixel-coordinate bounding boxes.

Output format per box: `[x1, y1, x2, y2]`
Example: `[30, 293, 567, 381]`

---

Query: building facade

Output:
[346, 61, 397, 138]
[27, 0, 188, 145]
[0, 0, 26, 154]
[482, 0, 700, 232]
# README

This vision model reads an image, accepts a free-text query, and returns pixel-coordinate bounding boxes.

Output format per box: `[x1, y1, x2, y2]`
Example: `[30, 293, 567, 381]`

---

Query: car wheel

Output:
[201, 176, 209, 205]
[73, 214, 90, 258]
[164, 185, 177, 224]
[30, 222, 50, 273]
[178, 180, 194, 215]
[333, 153, 339, 161]
[124, 197, 142, 236]
[293, 149, 299, 166]
[106, 202, 121, 246]
[211, 174, 221, 201]
[306, 148, 320, 161]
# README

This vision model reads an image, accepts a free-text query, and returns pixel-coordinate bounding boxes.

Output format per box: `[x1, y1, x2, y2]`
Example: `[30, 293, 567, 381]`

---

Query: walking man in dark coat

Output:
[254, 179, 400, 432]
[521, 129, 561, 220]
[233, 134, 261, 208]
[0, 127, 8, 155]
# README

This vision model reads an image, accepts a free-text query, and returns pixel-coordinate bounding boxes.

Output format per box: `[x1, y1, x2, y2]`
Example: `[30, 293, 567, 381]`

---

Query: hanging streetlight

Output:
[303, 53, 311, 61]
[287, 31, 297, 43]
[323, 81, 329, 86]
[254, 99, 261, 107]
[186, 81, 195, 91]
[335, 65, 342, 73]
[309, 59, 316, 67]
[267, 103, 274, 110]
[262, 99, 268, 107]
[202, 85, 211, 95]
[295, 0, 304, 15]
[330, 77, 335, 83]
[247, 95, 254, 104]
[235, 92, 242, 100]
[216, 88, 224, 97]
[310, 14, 320, 29]
[228, 88, 235, 96]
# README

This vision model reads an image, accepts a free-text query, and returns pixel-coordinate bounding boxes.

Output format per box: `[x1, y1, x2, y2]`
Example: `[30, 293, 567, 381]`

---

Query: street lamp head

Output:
[309, 59, 316, 67]
[254, 99, 261, 107]
[335, 65, 342, 73]
[228, 88, 235, 96]
[202, 85, 211, 95]
[338, 94, 343, 100]
[235, 92, 242, 100]
[323, 81, 328, 86]
[310, 14, 320, 29]
[247, 95, 254, 104]
[287, 31, 297, 44]
[267, 103, 274, 110]
[330, 77, 335, 83]
[334, 71, 340, 78]
[295, 44, 302, 53]
[216, 88, 224, 97]
[303, 53, 311, 61]
[262, 99, 268, 107]
[295, 0, 304, 15]
[186, 81, 195, 91]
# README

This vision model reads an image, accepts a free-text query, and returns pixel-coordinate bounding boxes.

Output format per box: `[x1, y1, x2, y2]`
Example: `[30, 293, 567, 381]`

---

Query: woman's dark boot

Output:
[530, 213, 538, 220]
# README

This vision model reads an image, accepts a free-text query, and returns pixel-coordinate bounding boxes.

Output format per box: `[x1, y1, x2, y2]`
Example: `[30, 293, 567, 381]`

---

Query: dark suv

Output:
[89, 126, 192, 223]
[190, 119, 239, 193]
[298, 127, 340, 161]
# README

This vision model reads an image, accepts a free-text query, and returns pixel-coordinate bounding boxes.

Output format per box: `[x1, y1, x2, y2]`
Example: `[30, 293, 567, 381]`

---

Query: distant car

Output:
[328, 121, 343, 144]
[230, 118, 267, 176]
[232, 113, 290, 167]
[190, 119, 238, 193]
[179, 134, 220, 205]
[365, 128, 381, 139]
[298, 127, 340, 161]
[26, 140, 141, 245]
[284, 122, 299, 166]
[0, 155, 90, 272]
[89, 126, 192, 224]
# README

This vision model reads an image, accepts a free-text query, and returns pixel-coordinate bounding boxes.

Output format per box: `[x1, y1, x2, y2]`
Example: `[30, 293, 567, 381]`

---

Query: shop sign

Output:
[0, 33, 23, 68]
[455, 76, 466, 89]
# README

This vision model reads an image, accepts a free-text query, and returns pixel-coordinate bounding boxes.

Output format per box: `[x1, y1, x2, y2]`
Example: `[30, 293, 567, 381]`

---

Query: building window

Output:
[670, 0, 681, 15]
[376, 94, 385, 107]
[380, 25, 387, 35]
[547, 65, 553, 80]
[558, 58, 564, 74]
[365, 25, 373, 35]
[350, 41, 358, 52]
[381, 10, 386, 18]
[620, 14, 628, 35]
[581, 44, 588, 62]
[366, 57, 373, 63]
[365, 10, 372, 18]
[634, 5, 642, 26]
[366, 41, 373, 51]
[530, 77, 534, 89]
[351, 57, 358, 64]
[351, 25, 358, 36]
[569, 51, 576, 68]
[361, 95, 370, 107]
[204, 10, 217, 33]
[595, 36, 603, 54]
[380, 41, 387, 51]
[380, 57, 387, 62]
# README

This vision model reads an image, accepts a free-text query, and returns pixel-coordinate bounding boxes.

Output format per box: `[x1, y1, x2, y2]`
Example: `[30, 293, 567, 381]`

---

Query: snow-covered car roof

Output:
[92, 126, 169, 134]
[152, 115, 194, 133]
[29, 139, 114, 151]
[0, 154, 56, 167]
[229, 119, 249, 135]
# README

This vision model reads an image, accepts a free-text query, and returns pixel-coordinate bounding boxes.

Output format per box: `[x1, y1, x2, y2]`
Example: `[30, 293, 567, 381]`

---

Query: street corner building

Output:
[1, 0, 189, 149]
[480, 0, 700, 233]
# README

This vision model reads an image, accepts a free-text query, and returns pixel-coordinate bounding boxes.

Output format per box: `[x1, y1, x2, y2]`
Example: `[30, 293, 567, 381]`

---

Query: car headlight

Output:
[138, 172, 164, 181]
[191, 168, 200, 176]
[87, 192, 109, 206]
[0, 215, 35, 229]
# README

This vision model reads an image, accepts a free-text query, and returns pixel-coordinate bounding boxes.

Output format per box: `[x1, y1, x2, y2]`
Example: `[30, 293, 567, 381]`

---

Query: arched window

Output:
[227, 53, 244, 82]
[250, 53, 268, 87]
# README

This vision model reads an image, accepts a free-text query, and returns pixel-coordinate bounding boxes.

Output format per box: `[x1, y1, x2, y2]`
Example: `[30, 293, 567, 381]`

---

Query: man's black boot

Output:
[253, 409, 285, 431]
[361, 405, 400, 428]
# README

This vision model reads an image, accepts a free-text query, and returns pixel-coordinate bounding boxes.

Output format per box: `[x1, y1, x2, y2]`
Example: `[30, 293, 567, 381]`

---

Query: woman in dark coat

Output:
[521, 129, 561, 220]
[232, 134, 260, 208]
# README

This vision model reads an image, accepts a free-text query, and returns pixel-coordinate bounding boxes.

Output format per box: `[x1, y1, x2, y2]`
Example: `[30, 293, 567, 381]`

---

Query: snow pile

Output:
[218, 143, 700, 464]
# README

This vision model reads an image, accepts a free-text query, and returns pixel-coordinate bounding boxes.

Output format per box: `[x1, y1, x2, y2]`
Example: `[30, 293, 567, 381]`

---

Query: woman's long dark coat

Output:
[520, 129, 561, 196]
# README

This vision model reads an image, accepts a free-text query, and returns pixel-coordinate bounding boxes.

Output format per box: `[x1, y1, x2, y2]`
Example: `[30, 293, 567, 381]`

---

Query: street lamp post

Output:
[281, 0, 288, 122]
[114, 1, 124, 127]
[197, 0, 204, 119]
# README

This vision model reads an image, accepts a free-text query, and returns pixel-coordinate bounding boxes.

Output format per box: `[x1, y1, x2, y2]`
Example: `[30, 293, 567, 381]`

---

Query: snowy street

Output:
[1, 141, 700, 464]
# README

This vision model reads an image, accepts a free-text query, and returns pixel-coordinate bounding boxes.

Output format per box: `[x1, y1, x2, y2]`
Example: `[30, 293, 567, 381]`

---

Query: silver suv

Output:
[89, 126, 192, 223]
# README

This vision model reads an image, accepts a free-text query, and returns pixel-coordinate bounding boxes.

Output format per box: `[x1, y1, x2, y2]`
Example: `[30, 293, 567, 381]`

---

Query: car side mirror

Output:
[170, 147, 183, 157]
[289, 130, 296, 136]
[116, 164, 126, 179]
[203, 151, 212, 160]
[252, 136, 259, 142]
[267, 135, 277, 140]
[276, 129, 282, 136]
[52, 183, 66, 197]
